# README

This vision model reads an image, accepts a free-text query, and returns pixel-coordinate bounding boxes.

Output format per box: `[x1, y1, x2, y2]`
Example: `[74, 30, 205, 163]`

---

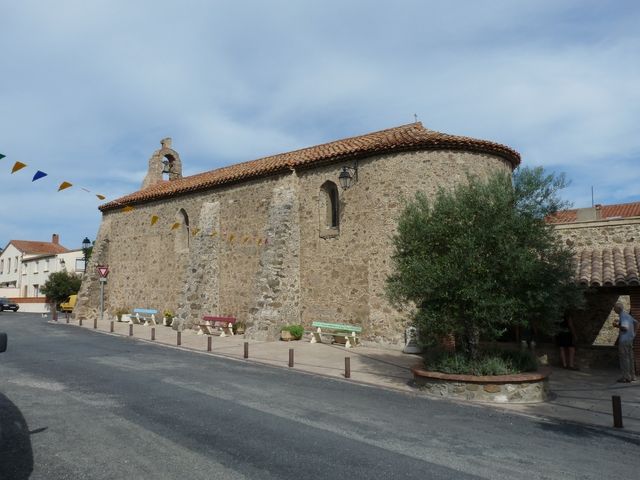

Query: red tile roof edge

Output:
[9, 240, 69, 255]
[548, 201, 640, 224]
[100, 122, 520, 212]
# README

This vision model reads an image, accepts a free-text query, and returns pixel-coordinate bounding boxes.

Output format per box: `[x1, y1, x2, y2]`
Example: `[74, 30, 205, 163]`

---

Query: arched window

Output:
[319, 181, 340, 236]
[175, 208, 190, 252]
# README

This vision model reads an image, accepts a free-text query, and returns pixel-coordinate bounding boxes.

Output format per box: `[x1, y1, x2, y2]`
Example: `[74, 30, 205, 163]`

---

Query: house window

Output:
[44, 259, 49, 272]
[33, 284, 39, 297]
[7, 258, 11, 273]
[22, 263, 26, 275]
[0, 260, 3, 274]
[319, 181, 340, 237]
[14, 256, 18, 272]
[34, 261, 39, 273]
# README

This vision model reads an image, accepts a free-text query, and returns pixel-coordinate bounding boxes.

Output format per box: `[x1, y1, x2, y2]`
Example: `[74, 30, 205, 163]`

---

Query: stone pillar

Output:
[630, 290, 640, 373]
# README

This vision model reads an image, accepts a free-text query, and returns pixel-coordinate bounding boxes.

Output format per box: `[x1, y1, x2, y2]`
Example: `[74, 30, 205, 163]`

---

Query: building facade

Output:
[74, 123, 520, 344]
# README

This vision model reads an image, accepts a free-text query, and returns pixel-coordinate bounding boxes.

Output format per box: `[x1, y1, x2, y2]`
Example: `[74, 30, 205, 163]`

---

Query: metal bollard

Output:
[207, 336, 212, 352]
[110, 321, 114, 333]
[244, 342, 249, 359]
[177, 331, 181, 346]
[66, 313, 69, 324]
[79, 318, 83, 326]
[345, 357, 351, 378]
[289, 348, 294, 368]
[93, 318, 97, 329]
[151, 327, 155, 341]
[129, 324, 133, 336]
[612, 395, 623, 428]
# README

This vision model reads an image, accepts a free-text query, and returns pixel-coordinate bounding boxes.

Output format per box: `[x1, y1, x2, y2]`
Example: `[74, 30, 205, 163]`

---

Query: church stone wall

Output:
[77, 149, 511, 344]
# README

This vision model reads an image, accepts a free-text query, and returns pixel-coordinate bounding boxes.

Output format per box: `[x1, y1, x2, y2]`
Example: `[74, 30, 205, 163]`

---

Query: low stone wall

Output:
[411, 366, 551, 403]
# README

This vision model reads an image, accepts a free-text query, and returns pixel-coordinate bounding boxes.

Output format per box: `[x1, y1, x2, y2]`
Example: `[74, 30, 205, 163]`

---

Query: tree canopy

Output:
[386, 167, 583, 358]
[40, 271, 82, 305]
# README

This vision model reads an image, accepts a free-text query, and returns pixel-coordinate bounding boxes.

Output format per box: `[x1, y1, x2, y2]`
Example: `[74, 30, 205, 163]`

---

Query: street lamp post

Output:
[82, 237, 91, 273]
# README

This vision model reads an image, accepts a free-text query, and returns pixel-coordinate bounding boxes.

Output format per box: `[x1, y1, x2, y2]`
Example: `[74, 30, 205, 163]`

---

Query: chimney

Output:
[52, 234, 59, 245]
[595, 204, 602, 220]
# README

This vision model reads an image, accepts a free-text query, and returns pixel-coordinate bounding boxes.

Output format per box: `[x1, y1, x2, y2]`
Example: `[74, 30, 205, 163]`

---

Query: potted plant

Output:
[280, 324, 304, 341]
[163, 310, 174, 327]
[233, 321, 246, 335]
[115, 307, 130, 322]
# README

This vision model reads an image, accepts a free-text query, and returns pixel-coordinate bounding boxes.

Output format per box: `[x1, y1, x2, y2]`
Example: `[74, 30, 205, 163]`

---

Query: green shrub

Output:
[282, 325, 304, 340]
[426, 348, 538, 376]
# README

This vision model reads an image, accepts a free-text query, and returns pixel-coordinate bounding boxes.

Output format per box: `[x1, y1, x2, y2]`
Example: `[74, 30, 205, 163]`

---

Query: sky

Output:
[1, 0, 639, 251]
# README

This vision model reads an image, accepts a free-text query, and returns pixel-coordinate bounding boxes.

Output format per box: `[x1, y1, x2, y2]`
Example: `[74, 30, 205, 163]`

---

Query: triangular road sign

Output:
[97, 266, 109, 278]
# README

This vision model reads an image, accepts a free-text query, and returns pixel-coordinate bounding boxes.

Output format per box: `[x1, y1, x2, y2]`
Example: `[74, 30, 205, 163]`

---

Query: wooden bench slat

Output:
[133, 308, 158, 315]
[311, 321, 362, 333]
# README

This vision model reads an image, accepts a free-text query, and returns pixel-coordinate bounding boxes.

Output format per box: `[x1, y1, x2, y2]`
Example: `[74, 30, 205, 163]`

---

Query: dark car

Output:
[0, 297, 19, 312]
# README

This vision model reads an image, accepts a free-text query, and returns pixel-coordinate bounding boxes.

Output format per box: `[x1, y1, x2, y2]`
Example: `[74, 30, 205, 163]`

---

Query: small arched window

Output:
[175, 208, 190, 252]
[319, 181, 340, 237]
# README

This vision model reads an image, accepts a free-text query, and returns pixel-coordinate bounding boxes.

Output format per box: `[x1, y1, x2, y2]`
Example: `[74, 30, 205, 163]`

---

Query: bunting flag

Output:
[123, 206, 134, 212]
[264, 238, 269, 245]
[171, 222, 181, 230]
[58, 181, 73, 191]
[96, 194, 106, 200]
[228, 234, 235, 243]
[0, 153, 5, 160]
[210, 230, 218, 237]
[191, 228, 200, 236]
[32, 170, 48, 181]
[11, 161, 27, 173]
[257, 238, 263, 245]
[81, 187, 91, 193]
[150, 215, 159, 226]
[242, 236, 249, 244]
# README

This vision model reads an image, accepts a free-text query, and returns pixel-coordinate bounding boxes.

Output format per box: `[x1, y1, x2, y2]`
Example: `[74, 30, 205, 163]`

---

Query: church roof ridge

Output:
[100, 122, 520, 212]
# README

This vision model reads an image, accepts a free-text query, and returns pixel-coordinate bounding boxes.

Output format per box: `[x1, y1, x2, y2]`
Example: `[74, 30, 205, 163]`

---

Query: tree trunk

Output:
[462, 324, 480, 360]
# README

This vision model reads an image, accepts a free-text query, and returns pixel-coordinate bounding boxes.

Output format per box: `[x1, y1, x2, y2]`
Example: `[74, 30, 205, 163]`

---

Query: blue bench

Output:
[310, 321, 362, 348]
[131, 308, 158, 326]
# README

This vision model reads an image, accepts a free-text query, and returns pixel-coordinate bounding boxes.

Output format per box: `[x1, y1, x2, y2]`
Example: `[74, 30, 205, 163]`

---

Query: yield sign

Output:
[97, 266, 109, 278]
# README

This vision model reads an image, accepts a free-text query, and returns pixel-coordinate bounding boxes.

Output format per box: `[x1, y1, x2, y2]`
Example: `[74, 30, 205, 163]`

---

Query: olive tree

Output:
[386, 167, 583, 359]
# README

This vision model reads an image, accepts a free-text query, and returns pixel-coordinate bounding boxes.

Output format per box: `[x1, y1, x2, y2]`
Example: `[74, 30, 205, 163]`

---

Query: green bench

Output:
[310, 321, 362, 348]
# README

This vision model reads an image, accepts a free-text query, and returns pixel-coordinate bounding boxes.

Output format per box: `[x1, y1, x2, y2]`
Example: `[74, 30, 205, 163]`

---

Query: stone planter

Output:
[280, 330, 293, 341]
[163, 317, 173, 327]
[411, 365, 551, 403]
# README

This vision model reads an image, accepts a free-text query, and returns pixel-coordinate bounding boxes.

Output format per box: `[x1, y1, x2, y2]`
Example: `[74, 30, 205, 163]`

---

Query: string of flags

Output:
[1, 149, 269, 246]
[1, 151, 107, 200]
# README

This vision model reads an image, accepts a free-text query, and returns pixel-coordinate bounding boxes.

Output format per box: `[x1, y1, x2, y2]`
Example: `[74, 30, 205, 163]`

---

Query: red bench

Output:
[198, 316, 237, 337]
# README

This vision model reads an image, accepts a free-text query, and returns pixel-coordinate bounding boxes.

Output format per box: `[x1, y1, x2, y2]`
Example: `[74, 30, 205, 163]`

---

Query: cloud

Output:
[1, 0, 639, 246]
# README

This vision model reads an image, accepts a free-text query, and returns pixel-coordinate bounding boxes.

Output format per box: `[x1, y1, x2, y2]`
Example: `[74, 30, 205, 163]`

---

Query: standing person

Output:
[613, 302, 639, 383]
[556, 313, 578, 370]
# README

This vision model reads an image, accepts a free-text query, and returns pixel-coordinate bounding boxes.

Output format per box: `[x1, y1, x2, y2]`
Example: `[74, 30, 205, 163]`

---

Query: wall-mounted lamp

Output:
[338, 164, 358, 190]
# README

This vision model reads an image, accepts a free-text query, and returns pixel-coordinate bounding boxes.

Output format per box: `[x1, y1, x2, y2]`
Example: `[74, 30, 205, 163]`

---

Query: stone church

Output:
[74, 122, 520, 343]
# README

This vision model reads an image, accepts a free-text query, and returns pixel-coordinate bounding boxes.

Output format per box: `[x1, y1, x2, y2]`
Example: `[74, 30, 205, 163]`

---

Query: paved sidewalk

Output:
[58, 316, 640, 435]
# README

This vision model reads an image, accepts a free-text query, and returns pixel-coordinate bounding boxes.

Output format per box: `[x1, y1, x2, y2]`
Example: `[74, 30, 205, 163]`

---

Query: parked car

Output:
[60, 294, 78, 313]
[0, 298, 19, 312]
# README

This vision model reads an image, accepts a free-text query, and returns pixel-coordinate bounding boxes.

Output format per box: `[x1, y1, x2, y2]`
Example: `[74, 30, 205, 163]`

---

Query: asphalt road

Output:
[1, 313, 638, 479]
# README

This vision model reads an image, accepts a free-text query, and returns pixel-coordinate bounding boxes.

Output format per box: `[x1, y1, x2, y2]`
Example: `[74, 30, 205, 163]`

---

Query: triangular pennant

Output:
[32, 170, 48, 181]
[257, 238, 262, 245]
[58, 181, 73, 191]
[171, 222, 181, 230]
[11, 161, 27, 173]
[81, 187, 91, 193]
[0, 153, 5, 160]
[192, 228, 200, 236]
[210, 230, 218, 237]
[150, 215, 159, 226]
[228, 234, 235, 243]
[123, 205, 134, 212]
[264, 238, 269, 245]
[242, 236, 249, 244]
[96, 194, 106, 200]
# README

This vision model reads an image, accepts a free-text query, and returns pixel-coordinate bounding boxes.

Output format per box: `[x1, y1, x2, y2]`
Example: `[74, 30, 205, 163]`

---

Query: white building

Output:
[0, 234, 84, 313]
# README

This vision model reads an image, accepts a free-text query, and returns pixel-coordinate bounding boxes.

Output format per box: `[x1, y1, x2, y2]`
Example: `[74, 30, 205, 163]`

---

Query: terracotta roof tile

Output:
[10, 240, 69, 255]
[549, 201, 640, 224]
[576, 246, 640, 287]
[100, 122, 520, 212]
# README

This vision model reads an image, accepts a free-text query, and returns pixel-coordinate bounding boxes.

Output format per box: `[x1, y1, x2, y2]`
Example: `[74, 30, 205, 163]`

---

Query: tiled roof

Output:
[549, 201, 640, 224]
[10, 240, 69, 255]
[575, 246, 640, 287]
[100, 122, 520, 212]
